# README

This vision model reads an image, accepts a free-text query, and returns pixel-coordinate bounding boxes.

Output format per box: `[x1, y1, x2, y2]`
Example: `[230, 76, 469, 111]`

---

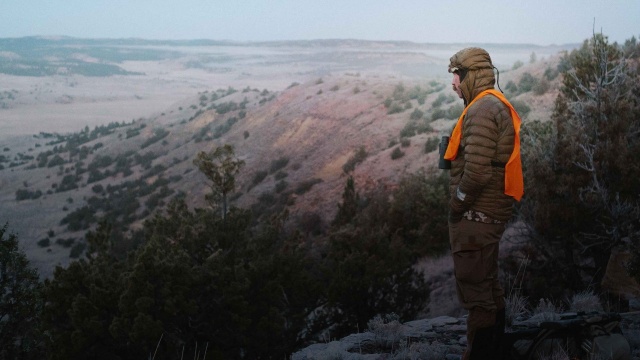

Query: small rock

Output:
[458, 335, 467, 345]
[403, 319, 433, 337]
[429, 316, 460, 327]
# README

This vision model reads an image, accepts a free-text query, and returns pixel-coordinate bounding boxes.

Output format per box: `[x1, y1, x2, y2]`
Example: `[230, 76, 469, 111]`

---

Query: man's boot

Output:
[469, 325, 495, 360]
[493, 307, 506, 360]
[463, 308, 497, 360]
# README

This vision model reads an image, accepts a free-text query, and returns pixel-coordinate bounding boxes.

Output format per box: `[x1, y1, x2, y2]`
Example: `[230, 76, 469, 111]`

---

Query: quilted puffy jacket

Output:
[448, 48, 516, 221]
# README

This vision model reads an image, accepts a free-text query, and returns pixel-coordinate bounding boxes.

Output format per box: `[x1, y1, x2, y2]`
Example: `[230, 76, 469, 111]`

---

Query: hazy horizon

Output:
[1, 0, 638, 46]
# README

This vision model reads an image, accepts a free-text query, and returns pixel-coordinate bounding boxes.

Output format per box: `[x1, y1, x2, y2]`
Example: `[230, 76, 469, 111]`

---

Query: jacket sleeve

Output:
[453, 100, 500, 210]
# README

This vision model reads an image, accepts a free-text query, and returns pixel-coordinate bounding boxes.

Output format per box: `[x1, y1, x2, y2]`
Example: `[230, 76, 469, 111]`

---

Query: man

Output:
[443, 47, 524, 359]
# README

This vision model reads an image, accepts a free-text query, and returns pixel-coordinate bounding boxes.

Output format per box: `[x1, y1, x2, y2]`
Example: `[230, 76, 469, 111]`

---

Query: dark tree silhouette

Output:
[193, 144, 245, 219]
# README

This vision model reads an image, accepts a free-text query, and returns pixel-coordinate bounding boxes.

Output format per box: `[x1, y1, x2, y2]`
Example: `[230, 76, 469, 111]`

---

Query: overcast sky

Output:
[0, 0, 638, 46]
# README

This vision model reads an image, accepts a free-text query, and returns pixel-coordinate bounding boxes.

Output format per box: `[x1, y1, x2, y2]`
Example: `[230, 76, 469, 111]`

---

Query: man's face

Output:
[451, 72, 463, 99]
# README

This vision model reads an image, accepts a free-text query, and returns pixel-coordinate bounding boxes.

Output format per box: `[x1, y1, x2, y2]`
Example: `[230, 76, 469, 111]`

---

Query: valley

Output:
[0, 37, 573, 277]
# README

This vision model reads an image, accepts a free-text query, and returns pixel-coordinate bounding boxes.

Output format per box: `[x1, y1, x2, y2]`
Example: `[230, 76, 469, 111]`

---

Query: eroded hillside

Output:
[0, 53, 563, 277]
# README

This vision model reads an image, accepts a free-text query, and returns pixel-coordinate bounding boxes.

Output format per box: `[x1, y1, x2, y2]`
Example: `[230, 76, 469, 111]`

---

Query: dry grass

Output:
[569, 290, 603, 312]
[529, 298, 563, 323]
[367, 313, 404, 351]
[505, 255, 531, 326]
[148, 334, 209, 360]
[506, 292, 530, 327]
[535, 345, 571, 360]
[393, 341, 449, 360]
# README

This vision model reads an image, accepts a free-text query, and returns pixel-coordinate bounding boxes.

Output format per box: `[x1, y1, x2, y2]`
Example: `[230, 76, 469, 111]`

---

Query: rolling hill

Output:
[0, 37, 569, 277]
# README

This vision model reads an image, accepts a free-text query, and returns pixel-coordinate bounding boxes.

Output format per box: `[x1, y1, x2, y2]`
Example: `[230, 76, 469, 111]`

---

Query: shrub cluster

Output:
[515, 34, 640, 306]
[384, 82, 441, 116]
[294, 178, 322, 195]
[505, 72, 551, 98]
[15, 188, 43, 201]
[6, 168, 449, 359]
[269, 157, 289, 173]
[424, 136, 439, 153]
[140, 128, 170, 149]
[400, 117, 434, 138]
[390, 147, 404, 160]
[342, 146, 368, 173]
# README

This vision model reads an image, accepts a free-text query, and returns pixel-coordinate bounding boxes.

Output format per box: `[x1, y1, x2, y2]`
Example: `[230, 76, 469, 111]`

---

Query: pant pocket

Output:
[453, 250, 484, 284]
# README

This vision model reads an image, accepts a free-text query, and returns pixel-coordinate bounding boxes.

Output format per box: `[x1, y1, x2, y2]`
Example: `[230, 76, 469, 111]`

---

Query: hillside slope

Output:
[0, 56, 562, 277]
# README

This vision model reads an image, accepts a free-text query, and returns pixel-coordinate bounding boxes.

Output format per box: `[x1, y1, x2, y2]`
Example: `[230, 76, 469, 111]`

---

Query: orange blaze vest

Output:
[444, 89, 524, 201]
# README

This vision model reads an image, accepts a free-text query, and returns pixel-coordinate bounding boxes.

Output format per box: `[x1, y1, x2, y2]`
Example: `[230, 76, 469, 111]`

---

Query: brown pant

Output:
[450, 219, 506, 359]
[449, 219, 505, 312]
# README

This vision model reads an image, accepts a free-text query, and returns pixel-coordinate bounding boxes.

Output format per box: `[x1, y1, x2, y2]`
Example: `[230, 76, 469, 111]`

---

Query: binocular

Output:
[438, 136, 451, 170]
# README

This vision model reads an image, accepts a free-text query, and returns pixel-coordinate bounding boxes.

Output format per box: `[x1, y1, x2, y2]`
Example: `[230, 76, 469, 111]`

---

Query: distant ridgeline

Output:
[0, 37, 227, 77]
[0, 36, 576, 78]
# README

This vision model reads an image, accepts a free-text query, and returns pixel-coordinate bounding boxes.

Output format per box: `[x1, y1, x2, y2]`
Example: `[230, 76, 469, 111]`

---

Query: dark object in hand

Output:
[439, 136, 451, 170]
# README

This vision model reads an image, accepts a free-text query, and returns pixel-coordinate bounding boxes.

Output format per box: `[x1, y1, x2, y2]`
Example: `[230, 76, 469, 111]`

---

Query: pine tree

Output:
[43, 222, 126, 359]
[0, 224, 45, 359]
[519, 33, 640, 302]
[193, 144, 245, 219]
[332, 176, 359, 227]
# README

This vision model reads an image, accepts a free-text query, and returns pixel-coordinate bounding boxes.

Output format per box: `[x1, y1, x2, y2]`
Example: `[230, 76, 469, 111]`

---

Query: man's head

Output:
[448, 47, 495, 103]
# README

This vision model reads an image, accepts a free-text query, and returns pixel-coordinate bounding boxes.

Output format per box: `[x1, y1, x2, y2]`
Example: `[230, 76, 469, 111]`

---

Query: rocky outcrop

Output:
[292, 310, 640, 360]
[293, 315, 466, 360]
